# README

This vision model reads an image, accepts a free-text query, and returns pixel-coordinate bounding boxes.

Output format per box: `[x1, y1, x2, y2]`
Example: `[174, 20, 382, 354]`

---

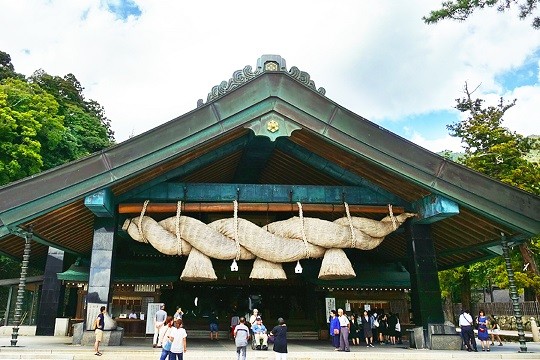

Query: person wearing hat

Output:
[270, 317, 288, 360]
[251, 316, 269, 350]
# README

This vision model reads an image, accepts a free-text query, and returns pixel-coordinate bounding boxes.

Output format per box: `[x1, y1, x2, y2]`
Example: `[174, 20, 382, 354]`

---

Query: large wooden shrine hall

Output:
[0, 55, 538, 337]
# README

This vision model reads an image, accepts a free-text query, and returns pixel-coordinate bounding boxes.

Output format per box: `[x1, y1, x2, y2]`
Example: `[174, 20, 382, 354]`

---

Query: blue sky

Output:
[1, 0, 539, 153]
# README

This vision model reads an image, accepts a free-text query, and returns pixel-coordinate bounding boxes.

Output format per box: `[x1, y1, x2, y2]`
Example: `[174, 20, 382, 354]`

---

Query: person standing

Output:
[168, 318, 187, 360]
[361, 310, 374, 347]
[93, 306, 106, 356]
[154, 304, 167, 348]
[329, 310, 340, 350]
[337, 308, 350, 352]
[349, 314, 360, 345]
[271, 317, 288, 360]
[159, 316, 175, 360]
[477, 310, 490, 351]
[234, 317, 249, 360]
[249, 309, 259, 326]
[174, 307, 184, 321]
[209, 310, 219, 340]
[459, 309, 477, 352]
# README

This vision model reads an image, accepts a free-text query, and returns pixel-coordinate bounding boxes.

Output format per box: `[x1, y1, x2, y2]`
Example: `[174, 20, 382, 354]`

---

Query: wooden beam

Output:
[118, 202, 404, 215]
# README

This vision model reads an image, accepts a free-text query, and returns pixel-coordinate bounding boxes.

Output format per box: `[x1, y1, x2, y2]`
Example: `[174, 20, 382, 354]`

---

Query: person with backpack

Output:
[234, 317, 250, 360]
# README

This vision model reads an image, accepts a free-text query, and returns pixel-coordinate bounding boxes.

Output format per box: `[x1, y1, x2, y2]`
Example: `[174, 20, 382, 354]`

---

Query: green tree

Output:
[0, 78, 64, 185]
[424, 0, 540, 29]
[442, 82, 540, 305]
[0, 51, 24, 81]
[0, 52, 115, 314]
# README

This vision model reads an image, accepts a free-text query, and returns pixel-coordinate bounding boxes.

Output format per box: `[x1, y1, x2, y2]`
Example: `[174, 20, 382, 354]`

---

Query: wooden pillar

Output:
[36, 247, 65, 335]
[406, 223, 444, 329]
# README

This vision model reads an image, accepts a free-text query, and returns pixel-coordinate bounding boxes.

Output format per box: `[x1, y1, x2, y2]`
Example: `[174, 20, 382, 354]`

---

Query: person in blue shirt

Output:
[329, 310, 340, 350]
[252, 316, 268, 350]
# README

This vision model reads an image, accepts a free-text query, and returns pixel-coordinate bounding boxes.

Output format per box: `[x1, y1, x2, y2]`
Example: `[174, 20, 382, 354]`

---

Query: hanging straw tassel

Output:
[249, 258, 287, 280]
[318, 248, 356, 280]
[180, 248, 217, 282]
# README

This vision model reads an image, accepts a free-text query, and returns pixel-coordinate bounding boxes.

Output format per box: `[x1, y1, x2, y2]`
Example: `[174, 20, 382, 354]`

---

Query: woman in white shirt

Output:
[168, 318, 187, 360]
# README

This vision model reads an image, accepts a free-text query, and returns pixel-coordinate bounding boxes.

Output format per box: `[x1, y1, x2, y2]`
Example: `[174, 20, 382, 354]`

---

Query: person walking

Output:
[329, 310, 340, 350]
[93, 306, 106, 356]
[476, 310, 490, 351]
[490, 315, 503, 346]
[337, 308, 350, 352]
[154, 304, 167, 348]
[168, 318, 187, 360]
[271, 317, 288, 360]
[459, 309, 477, 352]
[234, 317, 249, 360]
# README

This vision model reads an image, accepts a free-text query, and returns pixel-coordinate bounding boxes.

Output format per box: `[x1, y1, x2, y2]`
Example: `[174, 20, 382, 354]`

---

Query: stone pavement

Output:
[0, 335, 540, 360]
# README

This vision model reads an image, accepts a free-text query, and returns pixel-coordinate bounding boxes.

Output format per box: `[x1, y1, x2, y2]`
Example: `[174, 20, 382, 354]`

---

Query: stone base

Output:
[407, 327, 425, 349]
[72, 322, 123, 346]
[430, 334, 462, 350]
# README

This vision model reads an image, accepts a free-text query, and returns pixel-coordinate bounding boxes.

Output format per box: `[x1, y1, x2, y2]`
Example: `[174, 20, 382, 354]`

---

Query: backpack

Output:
[235, 328, 249, 347]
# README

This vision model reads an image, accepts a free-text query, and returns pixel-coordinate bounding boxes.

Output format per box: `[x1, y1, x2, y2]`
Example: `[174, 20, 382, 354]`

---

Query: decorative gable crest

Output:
[197, 54, 326, 107]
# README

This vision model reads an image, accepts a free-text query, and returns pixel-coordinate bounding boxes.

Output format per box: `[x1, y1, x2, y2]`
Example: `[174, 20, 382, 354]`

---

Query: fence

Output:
[449, 301, 540, 320]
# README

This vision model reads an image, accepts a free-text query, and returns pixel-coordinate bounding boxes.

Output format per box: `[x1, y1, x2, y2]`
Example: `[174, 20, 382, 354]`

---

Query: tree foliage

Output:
[440, 82, 540, 304]
[424, 0, 540, 29]
[0, 51, 115, 185]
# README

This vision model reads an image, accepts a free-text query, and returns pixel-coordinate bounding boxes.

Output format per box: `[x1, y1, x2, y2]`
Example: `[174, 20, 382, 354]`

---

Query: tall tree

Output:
[0, 78, 64, 185]
[424, 0, 540, 29]
[446, 82, 540, 302]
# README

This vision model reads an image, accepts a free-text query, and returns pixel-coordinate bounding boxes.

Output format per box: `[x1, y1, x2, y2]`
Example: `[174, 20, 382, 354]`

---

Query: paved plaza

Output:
[1, 334, 539, 360]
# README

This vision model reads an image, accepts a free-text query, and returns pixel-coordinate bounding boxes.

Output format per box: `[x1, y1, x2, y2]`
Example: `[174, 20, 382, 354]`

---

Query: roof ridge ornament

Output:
[197, 55, 326, 107]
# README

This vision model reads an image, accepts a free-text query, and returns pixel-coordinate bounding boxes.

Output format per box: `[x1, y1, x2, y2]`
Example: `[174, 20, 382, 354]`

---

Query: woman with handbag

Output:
[159, 316, 174, 360]
[476, 310, 490, 351]
[329, 310, 340, 350]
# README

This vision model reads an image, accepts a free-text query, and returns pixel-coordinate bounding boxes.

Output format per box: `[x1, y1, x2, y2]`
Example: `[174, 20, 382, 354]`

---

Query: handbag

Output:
[373, 319, 379, 328]
[163, 339, 172, 351]
[333, 328, 339, 335]
[162, 327, 172, 351]
[479, 327, 486, 332]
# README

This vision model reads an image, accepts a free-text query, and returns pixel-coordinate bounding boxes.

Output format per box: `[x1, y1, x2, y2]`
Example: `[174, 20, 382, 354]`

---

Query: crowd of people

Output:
[328, 308, 402, 351]
[91, 304, 506, 358]
[459, 308, 504, 352]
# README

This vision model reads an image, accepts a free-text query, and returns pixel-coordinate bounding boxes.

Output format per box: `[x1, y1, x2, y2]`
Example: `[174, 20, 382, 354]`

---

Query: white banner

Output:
[145, 303, 164, 334]
[325, 298, 335, 323]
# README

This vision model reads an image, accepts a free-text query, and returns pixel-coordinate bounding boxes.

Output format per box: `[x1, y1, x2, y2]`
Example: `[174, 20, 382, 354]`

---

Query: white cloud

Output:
[410, 132, 464, 153]
[1, 0, 539, 145]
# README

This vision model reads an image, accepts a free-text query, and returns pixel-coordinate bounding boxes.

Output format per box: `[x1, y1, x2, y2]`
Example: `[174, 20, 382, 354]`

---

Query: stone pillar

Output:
[36, 247, 65, 335]
[86, 217, 115, 307]
[406, 223, 444, 329]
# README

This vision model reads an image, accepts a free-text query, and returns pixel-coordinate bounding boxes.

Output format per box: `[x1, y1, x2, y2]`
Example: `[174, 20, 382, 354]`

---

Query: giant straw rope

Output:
[122, 202, 415, 282]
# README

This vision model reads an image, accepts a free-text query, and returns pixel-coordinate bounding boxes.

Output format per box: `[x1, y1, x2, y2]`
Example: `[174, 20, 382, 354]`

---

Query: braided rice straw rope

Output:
[122, 203, 416, 281]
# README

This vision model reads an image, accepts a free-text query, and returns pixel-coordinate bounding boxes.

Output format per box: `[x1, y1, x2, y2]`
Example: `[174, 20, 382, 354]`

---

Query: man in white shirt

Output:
[459, 309, 478, 352]
[128, 310, 137, 319]
[337, 308, 350, 352]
